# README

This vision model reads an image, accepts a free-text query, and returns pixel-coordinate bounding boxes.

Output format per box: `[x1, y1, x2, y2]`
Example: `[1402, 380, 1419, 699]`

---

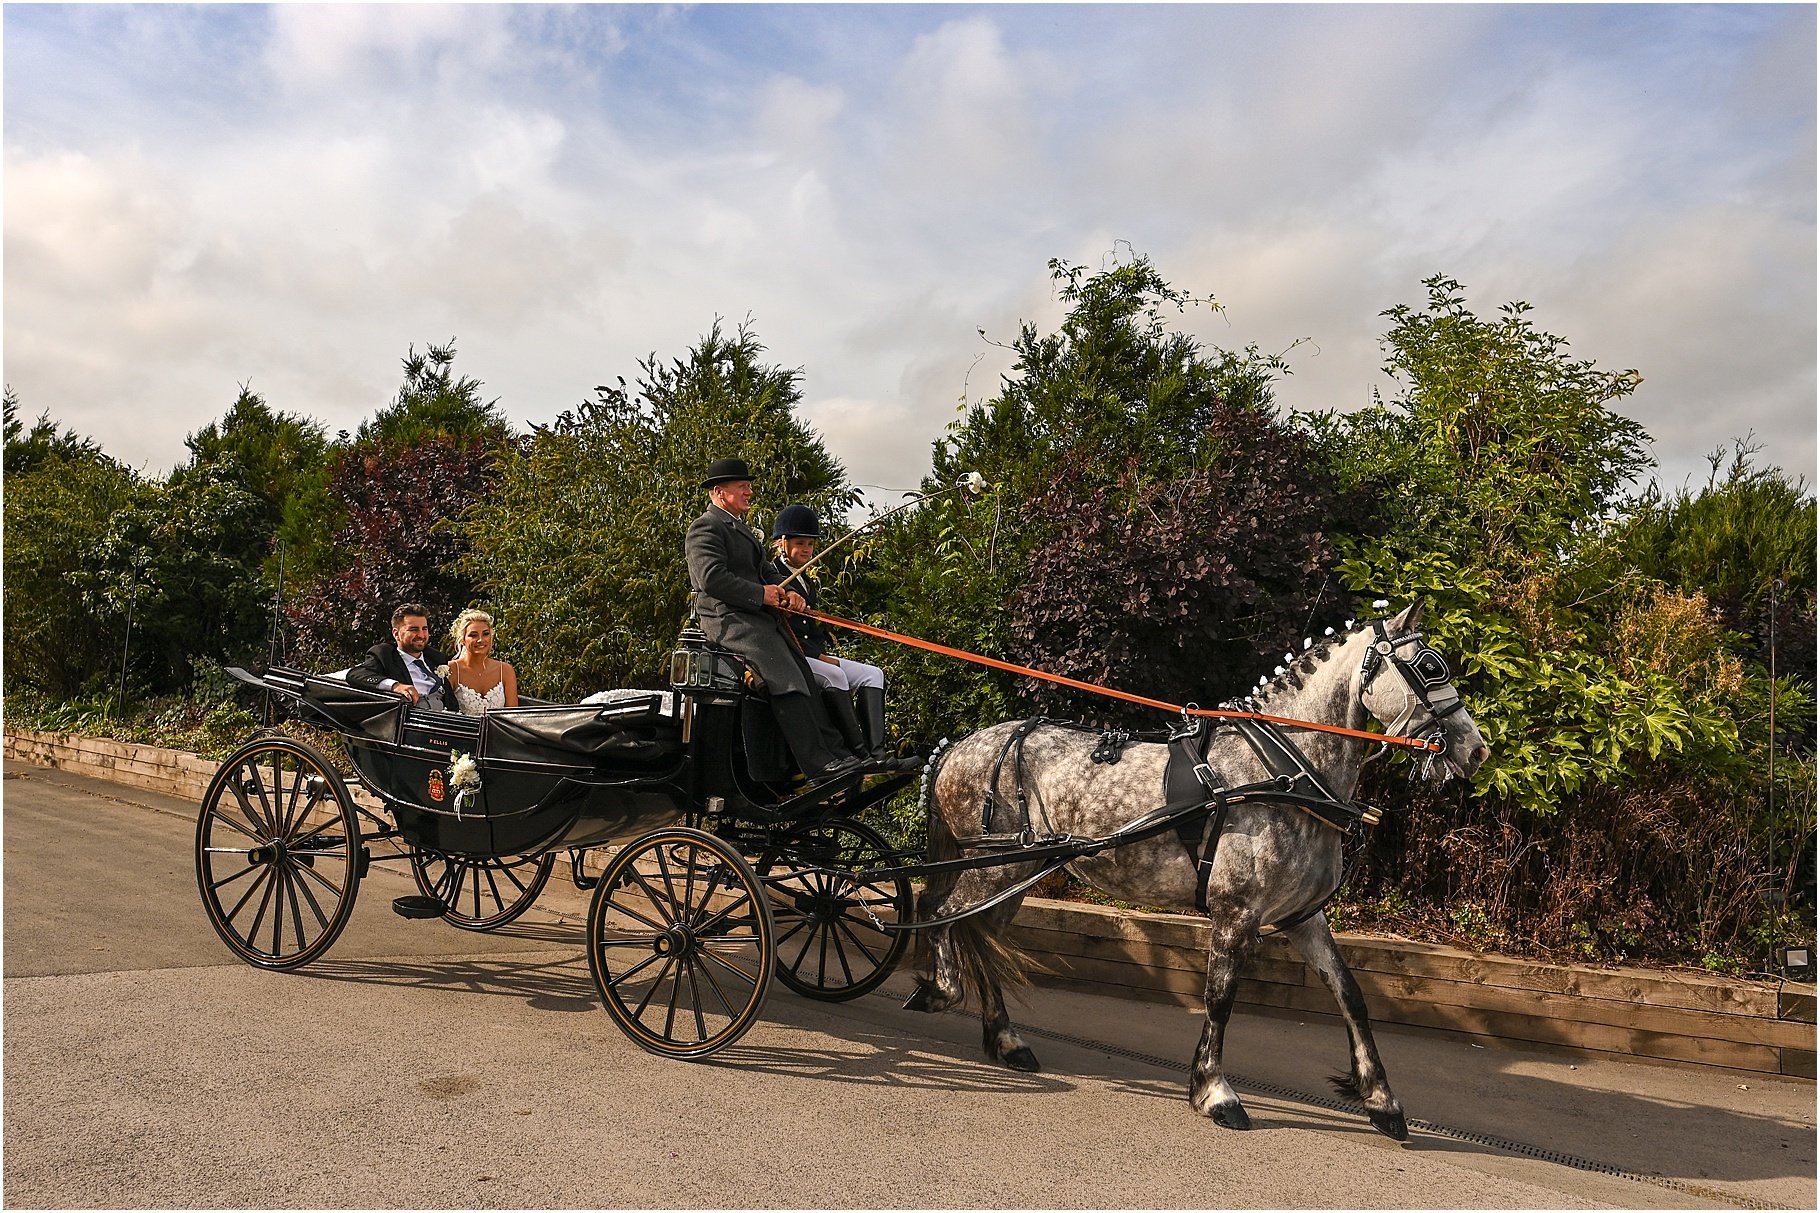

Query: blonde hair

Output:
[449, 608, 496, 653]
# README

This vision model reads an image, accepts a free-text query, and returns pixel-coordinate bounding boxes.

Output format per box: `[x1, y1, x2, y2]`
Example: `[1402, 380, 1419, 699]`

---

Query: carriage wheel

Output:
[195, 736, 362, 970]
[411, 850, 555, 932]
[587, 827, 774, 1060]
[757, 817, 910, 1002]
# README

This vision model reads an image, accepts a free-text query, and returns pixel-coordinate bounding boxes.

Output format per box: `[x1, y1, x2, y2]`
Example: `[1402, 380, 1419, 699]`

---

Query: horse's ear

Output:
[1389, 600, 1425, 632]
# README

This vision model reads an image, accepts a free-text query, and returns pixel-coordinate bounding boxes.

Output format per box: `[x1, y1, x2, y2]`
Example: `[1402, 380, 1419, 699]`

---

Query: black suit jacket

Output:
[684, 505, 816, 698]
[347, 642, 459, 711]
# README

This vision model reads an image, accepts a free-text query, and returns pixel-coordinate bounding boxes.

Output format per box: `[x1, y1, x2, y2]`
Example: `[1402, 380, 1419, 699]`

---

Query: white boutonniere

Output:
[434, 663, 451, 679]
[449, 749, 481, 817]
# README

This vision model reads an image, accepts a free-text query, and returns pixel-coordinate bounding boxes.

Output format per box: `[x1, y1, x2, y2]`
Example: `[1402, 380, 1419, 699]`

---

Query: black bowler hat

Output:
[701, 457, 754, 488]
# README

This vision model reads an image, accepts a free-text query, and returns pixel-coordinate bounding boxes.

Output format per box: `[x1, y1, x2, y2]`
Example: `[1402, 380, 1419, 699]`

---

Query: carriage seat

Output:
[480, 697, 684, 767]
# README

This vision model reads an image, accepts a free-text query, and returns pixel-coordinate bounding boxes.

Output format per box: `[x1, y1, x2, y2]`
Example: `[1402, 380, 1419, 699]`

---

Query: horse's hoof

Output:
[1368, 1108, 1409, 1141]
[1002, 1046, 1041, 1073]
[1211, 1100, 1252, 1130]
[903, 981, 936, 1013]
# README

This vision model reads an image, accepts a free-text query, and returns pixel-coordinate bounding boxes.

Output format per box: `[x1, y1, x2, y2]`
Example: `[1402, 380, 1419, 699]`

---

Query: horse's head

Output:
[1354, 602, 1489, 781]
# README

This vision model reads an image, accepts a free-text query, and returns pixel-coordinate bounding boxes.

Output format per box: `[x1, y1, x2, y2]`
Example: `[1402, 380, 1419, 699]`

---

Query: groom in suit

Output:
[347, 602, 460, 711]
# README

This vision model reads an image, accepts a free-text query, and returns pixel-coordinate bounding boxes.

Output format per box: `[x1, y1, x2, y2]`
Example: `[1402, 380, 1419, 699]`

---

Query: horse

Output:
[906, 602, 1488, 1138]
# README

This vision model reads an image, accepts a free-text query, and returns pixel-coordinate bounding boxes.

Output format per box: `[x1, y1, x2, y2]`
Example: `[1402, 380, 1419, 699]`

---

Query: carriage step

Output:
[391, 895, 447, 920]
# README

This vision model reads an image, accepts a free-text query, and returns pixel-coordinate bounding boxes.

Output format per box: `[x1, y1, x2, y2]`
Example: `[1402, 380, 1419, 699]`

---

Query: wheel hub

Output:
[653, 924, 695, 957]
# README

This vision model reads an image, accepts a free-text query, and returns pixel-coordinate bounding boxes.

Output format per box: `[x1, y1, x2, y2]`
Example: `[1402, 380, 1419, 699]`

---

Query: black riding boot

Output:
[855, 686, 920, 770]
[771, 692, 862, 781]
[854, 685, 890, 760]
[821, 687, 871, 761]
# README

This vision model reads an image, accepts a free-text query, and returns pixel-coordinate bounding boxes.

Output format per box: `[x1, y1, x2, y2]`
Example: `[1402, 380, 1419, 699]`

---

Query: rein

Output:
[790, 606, 1443, 753]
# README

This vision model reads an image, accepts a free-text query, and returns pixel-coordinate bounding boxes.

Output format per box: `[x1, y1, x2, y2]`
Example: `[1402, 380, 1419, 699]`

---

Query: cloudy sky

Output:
[6, 3, 1814, 502]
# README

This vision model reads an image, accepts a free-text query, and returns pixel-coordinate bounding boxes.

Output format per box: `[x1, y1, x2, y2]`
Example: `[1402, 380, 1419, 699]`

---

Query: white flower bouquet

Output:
[449, 749, 481, 817]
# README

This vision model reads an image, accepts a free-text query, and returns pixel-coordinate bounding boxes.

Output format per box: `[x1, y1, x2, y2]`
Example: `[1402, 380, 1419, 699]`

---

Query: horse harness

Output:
[964, 713, 1378, 926]
[946, 625, 1461, 928]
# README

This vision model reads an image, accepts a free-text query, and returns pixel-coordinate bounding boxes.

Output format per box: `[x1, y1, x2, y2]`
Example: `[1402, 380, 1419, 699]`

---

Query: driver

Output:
[683, 458, 865, 784]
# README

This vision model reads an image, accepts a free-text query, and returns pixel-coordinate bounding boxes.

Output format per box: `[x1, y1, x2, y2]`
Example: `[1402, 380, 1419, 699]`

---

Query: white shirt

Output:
[388, 649, 441, 697]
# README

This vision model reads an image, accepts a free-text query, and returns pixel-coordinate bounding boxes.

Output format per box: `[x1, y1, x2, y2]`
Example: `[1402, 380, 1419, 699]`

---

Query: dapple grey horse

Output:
[908, 603, 1488, 1137]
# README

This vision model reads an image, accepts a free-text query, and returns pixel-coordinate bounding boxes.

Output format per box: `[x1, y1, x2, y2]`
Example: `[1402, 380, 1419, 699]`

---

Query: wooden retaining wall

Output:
[9, 726, 1814, 1078]
[1011, 899, 1815, 1078]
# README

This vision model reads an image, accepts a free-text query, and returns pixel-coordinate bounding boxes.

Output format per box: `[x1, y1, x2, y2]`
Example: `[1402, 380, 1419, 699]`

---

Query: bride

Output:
[444, 608, 520, 715]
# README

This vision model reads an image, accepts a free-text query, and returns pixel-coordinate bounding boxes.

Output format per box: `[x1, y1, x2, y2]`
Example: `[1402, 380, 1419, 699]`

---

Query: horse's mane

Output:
[1249, 623, 1363, 708]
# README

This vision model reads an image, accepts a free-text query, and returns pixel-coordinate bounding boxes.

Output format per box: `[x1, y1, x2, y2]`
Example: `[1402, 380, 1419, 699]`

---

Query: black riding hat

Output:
[771, 499, 822, 539]
[701, 457, 754, 488]
[771, 503, 821, 540]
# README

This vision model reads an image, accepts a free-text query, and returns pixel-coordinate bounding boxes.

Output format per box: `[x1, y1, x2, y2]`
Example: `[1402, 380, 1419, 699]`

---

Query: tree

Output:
[1308, 277, 1808, 966]
[356, 340, 513, 448]
[1008, 410, 1349, 723]
[3, 397, 140, 697]
[1314, 273, 1651, 569]
[455, 320, 852, 698]
[854, 254, 1292, 746]
[284, 341, 515, 665]
[1610, 440, 1816, 685]
[5, 388, 106, 476]
[76, 469, 275, 694]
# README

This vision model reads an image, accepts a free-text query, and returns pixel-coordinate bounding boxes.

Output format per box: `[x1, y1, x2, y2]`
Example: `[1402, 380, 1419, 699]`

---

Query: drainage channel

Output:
[1017, 1022, 1788, 1211]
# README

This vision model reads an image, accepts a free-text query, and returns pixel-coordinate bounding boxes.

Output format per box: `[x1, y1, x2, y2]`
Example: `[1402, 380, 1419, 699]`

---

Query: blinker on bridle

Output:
[1362, 619, 1464, 721]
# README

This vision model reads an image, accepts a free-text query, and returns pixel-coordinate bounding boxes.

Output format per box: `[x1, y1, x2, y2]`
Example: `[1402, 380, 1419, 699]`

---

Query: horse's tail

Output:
[949, 901, 1036, 1004]
[916, 733, 1034, 1007]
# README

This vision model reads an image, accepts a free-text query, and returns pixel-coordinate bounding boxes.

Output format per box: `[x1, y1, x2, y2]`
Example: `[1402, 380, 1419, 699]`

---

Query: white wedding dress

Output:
[453, 680, 507, 716]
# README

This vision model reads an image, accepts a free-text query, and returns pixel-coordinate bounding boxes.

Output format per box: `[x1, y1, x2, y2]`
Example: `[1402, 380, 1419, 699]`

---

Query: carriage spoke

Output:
[226, 776, 272, 839]
[284, 863, 311, 951]
[690, 951, 743, 1020]
[288, 862, 333, 933]
[622, 868, 682, 928]
[830, 911, 890, 961]
[225, 862, 276, 926]
[207, 861, 263, 897]
[291, 858, 347, 899]
[266, 863, 287, 957]
[627, 954, 679, 1021]
[684, 957, 711, 1042]
[602, 894, 672, 936]
[605, 946, 669, 989]
[694, 944, 761, 986]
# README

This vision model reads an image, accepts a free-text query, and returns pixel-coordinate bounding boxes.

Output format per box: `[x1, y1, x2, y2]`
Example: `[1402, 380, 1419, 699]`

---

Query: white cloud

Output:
[2, 3, 1811, 500]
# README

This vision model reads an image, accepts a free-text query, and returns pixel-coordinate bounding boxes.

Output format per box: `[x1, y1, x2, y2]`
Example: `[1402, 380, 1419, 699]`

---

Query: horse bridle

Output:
[1359, 618, 1463, 754]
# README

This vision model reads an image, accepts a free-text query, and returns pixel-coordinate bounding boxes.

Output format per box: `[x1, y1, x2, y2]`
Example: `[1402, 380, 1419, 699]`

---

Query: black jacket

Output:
[685, 505, 817, 698]
[346, 642, 459, 712]
[769, 556, 832, 659]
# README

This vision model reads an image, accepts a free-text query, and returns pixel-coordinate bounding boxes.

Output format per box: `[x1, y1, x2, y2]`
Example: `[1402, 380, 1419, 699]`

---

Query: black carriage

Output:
[196, 627, 918, 1059]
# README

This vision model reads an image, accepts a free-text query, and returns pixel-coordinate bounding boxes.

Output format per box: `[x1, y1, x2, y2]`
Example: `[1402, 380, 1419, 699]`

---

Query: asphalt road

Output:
[4, 762, 1814, 1209]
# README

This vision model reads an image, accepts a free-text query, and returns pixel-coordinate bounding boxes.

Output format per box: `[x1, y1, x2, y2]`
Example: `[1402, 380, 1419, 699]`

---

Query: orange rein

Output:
[789, 606, 1442, 753]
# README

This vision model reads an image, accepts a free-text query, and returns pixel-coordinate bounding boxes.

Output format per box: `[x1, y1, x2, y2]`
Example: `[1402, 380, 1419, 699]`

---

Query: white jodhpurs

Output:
[806, 655, 884, 693]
